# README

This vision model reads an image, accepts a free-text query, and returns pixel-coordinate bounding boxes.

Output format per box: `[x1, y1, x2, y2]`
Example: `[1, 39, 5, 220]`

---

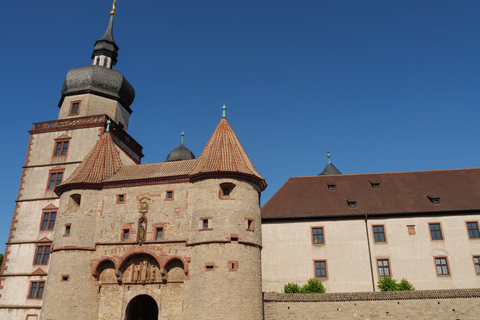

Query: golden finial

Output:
[110, 0, 117, 16]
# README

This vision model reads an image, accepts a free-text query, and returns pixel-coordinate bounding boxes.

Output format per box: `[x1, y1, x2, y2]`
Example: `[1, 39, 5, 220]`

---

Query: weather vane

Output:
[110, 0, 117, 16]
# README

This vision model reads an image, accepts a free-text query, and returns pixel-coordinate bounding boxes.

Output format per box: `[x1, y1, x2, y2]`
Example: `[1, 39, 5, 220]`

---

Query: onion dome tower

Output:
[166, 132, 196, 162]
[58, 1, 135, 130]
[318, 150, 342, 175]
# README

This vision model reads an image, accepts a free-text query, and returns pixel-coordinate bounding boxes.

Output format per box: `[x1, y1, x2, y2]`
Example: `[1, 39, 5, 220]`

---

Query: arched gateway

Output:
[125, 294, 159, 320]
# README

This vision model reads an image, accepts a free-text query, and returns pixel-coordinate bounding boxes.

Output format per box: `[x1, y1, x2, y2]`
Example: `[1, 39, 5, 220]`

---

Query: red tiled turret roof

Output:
[56, 132, 123, 193]
[190, 118, 266, 190]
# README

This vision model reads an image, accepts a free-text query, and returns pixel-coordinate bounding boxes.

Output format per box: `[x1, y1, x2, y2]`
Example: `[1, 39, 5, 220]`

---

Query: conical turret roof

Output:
[56, 131, 123, 194]
[318, 162, 342, 175]
[190, 117, 266, 190]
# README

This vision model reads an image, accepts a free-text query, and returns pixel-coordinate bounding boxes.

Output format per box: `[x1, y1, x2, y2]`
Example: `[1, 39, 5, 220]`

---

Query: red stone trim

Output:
[32, 244, 51, 266]
[263, 288, 480, 302]
[52, 246, 96, 252]
[428, 222, 444, 241]
[375, 257, 392, 278]
[46, 167, 64, 190]
[68, 100, 81, 116]
[372, 224, 388, 243]
[228, 260, 239, 271]
[434, 256, 451, 276]
[313, 259, 329, 279]
[465, 220, 480, 240]
[472, 255, 480, 276]
[27, 281, 45, 300]
[228, 234, 241, 242]
[25, 314, 39, 320]
[152, 223, 165, 240]
[39, 205, 57, 232]
[311, 226, 325, 245]
[245, 217, 255, 232]
[116, 193, 126, 204]
[204, 262, 217, 272]
[51, 135, 71, 159]
[164, 190, 174, 201]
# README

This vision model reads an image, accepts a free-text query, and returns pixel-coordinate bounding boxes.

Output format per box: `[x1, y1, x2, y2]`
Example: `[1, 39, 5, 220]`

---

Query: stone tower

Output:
[1, 5, 266, 320]
[0, 8, 142, 320]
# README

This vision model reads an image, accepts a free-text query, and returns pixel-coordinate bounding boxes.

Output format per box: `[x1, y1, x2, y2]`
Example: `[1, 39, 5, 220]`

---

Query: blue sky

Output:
[0, 1, 479, 254]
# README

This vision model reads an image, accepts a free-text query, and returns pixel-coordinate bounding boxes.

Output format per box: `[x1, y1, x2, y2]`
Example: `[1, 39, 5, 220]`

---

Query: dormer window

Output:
[348, 201, 357, 209]
[328, 185, 336, 191]
[371, 183, 380, 190]
[427, 196, 441, 205]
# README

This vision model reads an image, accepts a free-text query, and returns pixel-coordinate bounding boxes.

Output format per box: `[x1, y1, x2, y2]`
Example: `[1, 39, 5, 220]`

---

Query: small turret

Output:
[318, 150, 342, 175]
[166, 132, 196, 162]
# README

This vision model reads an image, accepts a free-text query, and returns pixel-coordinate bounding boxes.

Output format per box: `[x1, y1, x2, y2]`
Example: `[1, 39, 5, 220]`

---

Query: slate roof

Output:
[166, 143, 196, 162]
[58, 132, 123, 189]
[191, 118, 266, 189]
[262, 168, 480, 219]
[319, 162, 342, 175]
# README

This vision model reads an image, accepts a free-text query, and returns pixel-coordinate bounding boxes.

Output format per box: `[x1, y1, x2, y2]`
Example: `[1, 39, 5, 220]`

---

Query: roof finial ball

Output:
[181, 131, 185, 144]
[110, 0, 117, 16]
[222, 104, 227, 118]
[327, 150, 331, 163]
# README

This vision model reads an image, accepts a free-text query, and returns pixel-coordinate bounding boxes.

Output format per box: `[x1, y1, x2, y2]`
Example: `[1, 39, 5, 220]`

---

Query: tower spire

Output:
[91, 2, 119, 69]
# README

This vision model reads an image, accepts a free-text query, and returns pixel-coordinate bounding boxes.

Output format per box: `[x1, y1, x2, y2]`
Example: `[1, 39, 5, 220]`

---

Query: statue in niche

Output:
[134, 263, 140, 282]
[138, 217, 147, 246]
[150, 264, 156, 283]
[141, 260, 148, 284]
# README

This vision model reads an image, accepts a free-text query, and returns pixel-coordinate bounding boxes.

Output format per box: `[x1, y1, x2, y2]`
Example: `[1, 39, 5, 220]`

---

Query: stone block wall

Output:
[263, 289, 480, 319]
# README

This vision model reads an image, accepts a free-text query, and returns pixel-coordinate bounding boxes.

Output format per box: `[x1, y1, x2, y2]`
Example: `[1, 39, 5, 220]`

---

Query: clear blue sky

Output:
[1, 1, 479, 254]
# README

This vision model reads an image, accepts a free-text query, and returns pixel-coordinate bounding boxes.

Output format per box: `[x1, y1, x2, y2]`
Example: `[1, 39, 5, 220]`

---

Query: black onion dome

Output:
[59, 65, 135, 112]
[318, 162, 342, 175]
[166, 143, 196, 162]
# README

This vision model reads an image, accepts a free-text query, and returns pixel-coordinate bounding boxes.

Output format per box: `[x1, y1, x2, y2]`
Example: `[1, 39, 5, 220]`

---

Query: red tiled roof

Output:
[262, 168, 480, 219]
[190, 118, 266, 189]
[58, 132, 123, 187]
[104, 159, 196, 182]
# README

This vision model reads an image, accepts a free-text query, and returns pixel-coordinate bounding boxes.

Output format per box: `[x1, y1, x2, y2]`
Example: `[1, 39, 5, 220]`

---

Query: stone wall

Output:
[263, 289, 480, 319]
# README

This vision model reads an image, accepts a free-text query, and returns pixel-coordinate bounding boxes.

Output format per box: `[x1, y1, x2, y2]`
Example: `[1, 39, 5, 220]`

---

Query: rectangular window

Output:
[377, 259, 391, 277]
[156, 227, 163, 240]
[373, 225, 386, 242]
[203, 219, 209, 229]
[312, 227, 324, 244]
[474, 256, 480, 274]
[54, 141, 69, 156]
[429, 223, 443, 240]
[41, 211, 56, 230]
[122, 229, 130, 241]
[435, 257, 450, 275]
[47, 171, 63, 190]
[314, 260, 327, 278]
[247, 219, 254, 231]
[64, 225, 71, 236]
[69, 101, 80, 115]
[467, 222, 480, 239]
[28, 281, 45, 299]
[166, 191, 173, 200]
[34, 245, 51, 265]
[116, 194, 126, 204]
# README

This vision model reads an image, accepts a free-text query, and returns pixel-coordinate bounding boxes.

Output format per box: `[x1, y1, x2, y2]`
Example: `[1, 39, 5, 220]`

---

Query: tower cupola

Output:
[318, 150, 342, 175]
[92, 1, 118, 69]
[166, 132, 196, 162]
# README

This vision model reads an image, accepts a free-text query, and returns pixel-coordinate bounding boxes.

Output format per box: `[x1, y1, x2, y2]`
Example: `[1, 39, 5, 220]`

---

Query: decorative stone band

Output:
[264, 288, 480, 302]
[30, 114, 143, 158]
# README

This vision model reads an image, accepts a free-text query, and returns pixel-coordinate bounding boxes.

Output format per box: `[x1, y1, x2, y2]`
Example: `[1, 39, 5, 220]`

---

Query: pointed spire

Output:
[318, 150, 342, 176]
[55, 132, 123, 194]
[190, 117, 266, 190]
[91, 3, 119, 69]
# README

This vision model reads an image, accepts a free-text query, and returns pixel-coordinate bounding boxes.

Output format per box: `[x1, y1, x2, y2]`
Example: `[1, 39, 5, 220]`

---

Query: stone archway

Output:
[125, 294, 158, 320]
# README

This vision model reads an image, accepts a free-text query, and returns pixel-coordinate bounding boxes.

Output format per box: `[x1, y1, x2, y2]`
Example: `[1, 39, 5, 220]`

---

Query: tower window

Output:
[165, 191, 174, 200]
[219, 182, 235, 199]
[41, 211, 56, 230]
[122, 229, 130, 241]
[199, 217, 212, 231]
[69, 101, 81, 116]
[34, 245, 51, 265]
[47, 168, 64, 190]
[116, 194, 126, 204]
[28, 281, 45, 299]
[61, 275, 70, 282]
[204, 262, 216, 271]
[156, 227, 164, 240]
[246, 218, 255, 232]
[64, 224, 71, 236]
[54, 141, 69, 156]
[228, 261, 239, 271]
[203, 219, 209, 229]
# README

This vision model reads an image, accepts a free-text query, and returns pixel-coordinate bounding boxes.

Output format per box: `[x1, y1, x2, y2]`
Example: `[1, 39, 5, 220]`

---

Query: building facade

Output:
[261, 161, 480, 293]
[0, 9, 265, 320]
